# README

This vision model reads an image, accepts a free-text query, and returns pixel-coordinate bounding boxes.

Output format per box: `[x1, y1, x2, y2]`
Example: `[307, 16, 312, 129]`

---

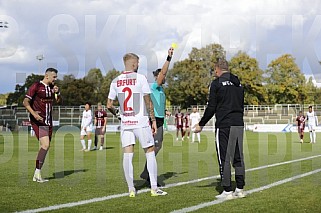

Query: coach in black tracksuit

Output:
[194, 58, 245, 197]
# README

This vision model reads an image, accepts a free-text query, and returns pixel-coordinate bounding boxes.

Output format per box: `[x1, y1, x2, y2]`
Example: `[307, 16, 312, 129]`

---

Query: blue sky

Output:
[1, 0, 321, 94]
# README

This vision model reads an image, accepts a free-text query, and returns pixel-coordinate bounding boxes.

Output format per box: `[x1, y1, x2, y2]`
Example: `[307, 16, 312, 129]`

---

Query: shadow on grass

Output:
[90, 146, 115, 151]
[134, 171, 187, 190]
[48, 169, 88, 180]
[197, 178, 237, 194]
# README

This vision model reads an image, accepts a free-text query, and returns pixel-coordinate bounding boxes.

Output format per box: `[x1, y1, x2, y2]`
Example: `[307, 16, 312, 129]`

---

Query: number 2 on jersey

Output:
[122, 87, 133, 111]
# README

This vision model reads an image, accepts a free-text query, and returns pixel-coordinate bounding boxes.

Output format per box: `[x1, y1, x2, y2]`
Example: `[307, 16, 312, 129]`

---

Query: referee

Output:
[140, 47, 174, 186]
[194, 58, 245, 199]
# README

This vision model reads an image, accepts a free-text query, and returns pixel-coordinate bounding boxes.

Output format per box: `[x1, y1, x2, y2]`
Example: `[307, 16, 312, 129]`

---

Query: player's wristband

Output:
[166, 55, 172, 62]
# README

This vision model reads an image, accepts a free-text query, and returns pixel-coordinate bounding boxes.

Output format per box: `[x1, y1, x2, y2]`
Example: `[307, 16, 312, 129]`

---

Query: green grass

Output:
[1, 129, 321, 212]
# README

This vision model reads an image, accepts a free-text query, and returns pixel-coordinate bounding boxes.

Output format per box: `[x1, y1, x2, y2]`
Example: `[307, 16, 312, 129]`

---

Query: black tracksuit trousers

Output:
[215, 126, 245, 192]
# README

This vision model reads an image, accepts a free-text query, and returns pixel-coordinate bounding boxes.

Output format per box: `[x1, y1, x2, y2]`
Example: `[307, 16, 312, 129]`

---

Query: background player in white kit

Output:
[305, 106, 318, 143]
[80, 102, 93, 151]
[190, 107, 201, 143]
[107, 53, 167, 197]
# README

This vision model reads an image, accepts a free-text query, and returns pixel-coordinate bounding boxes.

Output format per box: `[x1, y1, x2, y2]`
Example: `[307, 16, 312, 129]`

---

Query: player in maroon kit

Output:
[183, 112, 190, 140]
[175, 108, 184, 141]
[296, 111, 305, 143]
[93, 103, 107, 150]
[23, 68, 61, 183]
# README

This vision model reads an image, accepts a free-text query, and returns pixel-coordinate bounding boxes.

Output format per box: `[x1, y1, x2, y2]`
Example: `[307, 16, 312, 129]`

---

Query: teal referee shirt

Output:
[150, 82, 165, 118]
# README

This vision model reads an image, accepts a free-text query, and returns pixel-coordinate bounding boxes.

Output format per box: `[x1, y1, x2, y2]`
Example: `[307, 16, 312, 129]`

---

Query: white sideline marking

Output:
[171, 168, 321, 213]
[17, 154, 321, 213]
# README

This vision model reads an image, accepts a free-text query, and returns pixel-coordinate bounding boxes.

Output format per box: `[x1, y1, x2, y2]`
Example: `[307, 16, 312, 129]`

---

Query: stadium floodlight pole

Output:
[36, 54, 44, 73]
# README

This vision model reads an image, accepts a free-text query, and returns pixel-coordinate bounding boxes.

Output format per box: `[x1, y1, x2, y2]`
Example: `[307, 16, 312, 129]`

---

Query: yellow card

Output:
[171, 43, 178, 49]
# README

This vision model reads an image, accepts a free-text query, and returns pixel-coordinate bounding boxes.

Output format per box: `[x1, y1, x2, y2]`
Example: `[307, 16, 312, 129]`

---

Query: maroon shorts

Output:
[177, 125, 183, 130]
[31, 122, 53, 140]
[298, 127, 305, 133]
[95, 127, 105, 135]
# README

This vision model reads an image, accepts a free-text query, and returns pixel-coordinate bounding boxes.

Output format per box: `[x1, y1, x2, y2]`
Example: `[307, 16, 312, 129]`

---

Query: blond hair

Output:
[123, 53, 139, 64]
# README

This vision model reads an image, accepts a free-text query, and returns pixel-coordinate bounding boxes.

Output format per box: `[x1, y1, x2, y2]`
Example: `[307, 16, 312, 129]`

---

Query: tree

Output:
[0, 93, 8, 106]
[84, 68, 103, 103]
[303, 77, 316, 105]
[229, 52, 267, 105]
[59, 74, 99, 106]
[101, 69, 120, 103]
[265, 54, 305, 104]
[165, 43, 226, 108]
[189, 43, 226, 73]
[6, 74, 43, 106]
[313, 87, 321, 104]
[24, 74, 43, 89]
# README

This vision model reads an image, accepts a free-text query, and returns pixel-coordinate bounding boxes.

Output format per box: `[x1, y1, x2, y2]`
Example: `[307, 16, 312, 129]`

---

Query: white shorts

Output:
[308, 124, 316, 131]
[120, 126, 155, 148]
[80, 125, 93, 136]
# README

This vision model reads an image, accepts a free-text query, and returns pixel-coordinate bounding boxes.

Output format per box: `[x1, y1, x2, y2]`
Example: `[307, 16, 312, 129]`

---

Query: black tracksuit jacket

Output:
[199, 72, 244, 128]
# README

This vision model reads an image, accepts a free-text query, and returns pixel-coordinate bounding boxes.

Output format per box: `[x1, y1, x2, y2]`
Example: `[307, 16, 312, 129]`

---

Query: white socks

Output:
[88, 139, 92, 150]
[123, 153, 134, 191]
[123, 151, 158, 191]
[313, 131, 316, 143]
[80, 139, 93, 150]
[81, 139, 86, 149]
[35, 168, 41, 174]
[146, 151, 158, 190]
[192, 133, 201, 142]
[310, 131, 316, 143]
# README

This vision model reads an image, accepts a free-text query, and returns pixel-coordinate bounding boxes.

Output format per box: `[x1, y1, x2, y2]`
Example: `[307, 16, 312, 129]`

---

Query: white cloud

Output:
[0, 0, 321, 93]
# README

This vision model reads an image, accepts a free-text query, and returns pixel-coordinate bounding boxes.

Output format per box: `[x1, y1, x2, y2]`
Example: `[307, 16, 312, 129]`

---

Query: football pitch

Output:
[1, 129, 321, 213]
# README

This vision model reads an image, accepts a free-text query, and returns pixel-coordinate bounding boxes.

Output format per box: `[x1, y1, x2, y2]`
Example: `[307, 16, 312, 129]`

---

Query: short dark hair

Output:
[85, 102, 91, 107]
[45, 67, 58, 74]
[153, 68, 161, 77]
[309, 105, 313, 109]
[215, 58, 229, 71]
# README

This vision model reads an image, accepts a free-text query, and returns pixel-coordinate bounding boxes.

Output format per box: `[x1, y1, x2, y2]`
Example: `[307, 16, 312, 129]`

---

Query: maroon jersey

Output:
[296, 115, 305, 129]
[184, 114, 190, 127]
[95, 110, 107, 128]
[25, 81, 55, 126]
[175, 112, 184, 127]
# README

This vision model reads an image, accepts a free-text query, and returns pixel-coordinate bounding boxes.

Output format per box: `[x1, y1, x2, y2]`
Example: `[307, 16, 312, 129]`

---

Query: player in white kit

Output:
[305, 106, 318, 143]
[107, 53, 167, 197]
[80, 102, 93, 151]
[190, 107, 201, 143]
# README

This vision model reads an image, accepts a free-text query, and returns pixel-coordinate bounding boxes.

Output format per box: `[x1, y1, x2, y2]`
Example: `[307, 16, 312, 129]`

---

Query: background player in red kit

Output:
[296, 111, 305, 143]
[23, 68, 61, 182]
[183, 112, 190, 140]
[175, 108, 184, 141]
[94, 102, 107, 150]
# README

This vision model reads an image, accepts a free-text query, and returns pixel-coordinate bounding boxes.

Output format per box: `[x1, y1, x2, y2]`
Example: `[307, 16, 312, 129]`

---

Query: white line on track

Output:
[17, 154, 321, 213]
[171, 168, 321, 213]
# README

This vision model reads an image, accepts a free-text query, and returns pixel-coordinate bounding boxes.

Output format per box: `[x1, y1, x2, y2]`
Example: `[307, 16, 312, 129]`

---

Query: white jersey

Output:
[190, 112, 201, 127]
[306, 111, 318, 126]
[108, 71, 151, 130]
[81, 110, 93, 128]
